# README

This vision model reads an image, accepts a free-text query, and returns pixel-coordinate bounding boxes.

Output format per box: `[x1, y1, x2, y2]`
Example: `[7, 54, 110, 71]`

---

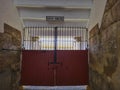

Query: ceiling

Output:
[14, 0, 93, 27]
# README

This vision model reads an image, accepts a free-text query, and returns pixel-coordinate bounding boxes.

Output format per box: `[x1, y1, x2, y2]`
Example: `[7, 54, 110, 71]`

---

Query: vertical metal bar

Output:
[62, 27, 63, 50]
[25, 27, 27, 50]
[45, 27, 47, 56]
[80, 27, 82, 50]
[83, 27, 85, 50]
[86, 28, 88, 49]
[38, 27, 40, 50]
[61, 27, 63, 50]
[70, 27, 72, 50]
[36, 26, 40, 50]
[35, 27, 37, 50]
[75, 27, 76, 50]
[51, 27, 53, 50]
[42, 27, 45, 58]
[52, 27, 53, 50]
[70, 27, 74, 50]
[49, 27, 50, 50]
[77, 27, 79, 50]
[48, 27, 52, 50]
[71, 27, 75, 50]
[69, 27, 70, 50]
[59, 27, 61, 50]
[30, 27, 32, 50]
[40, 27, 44, 50]
[54, 27, 58, 63]
[43, 27, 44, 50]
[28, 27, 31, 50]
[33, 27, 35, 50]
[81, 27, 82, 50]
[79, 27, 81, 50]
[34, 27, 35, 50]
[48, 27, 49, 50]
[50, 27, 52, 50]
[35, 26, 38, 50]
[46, 27, 47, 50]
[82, 27, 84, 50]
[44, 27, 45, 50]
[65, 27, 66, 50]
[24, 27, 26, 50]
[37, 27, 39, 50]
[31, 27, 33, 50]
[41, 27, 43, 50]
[40, 27, 42, 50]
[76, 27, 78, 50]
[26, 27, 27, 50]
[67, 27, 69, 50]
[66, 27, 67, 50]
[22, 28, 25, 49]
[47, 27, 48, 50]
[24, 28, 26, 49]
[29, 27, 31, 50]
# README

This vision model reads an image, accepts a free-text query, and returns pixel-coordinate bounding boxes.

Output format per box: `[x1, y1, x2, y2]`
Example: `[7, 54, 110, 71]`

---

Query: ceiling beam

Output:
[16, 5, 91, 10]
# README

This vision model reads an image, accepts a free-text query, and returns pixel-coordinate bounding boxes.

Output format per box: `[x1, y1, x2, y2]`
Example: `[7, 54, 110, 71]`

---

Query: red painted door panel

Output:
[56, 50, 88, 85]
[21, 50, 54, 86]
[21, 50, 88, 86]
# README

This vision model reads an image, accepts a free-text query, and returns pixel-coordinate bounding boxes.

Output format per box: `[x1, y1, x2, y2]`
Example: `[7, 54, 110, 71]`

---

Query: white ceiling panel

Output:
[18, 8, 90, 19]
[14, 0, 93, 8]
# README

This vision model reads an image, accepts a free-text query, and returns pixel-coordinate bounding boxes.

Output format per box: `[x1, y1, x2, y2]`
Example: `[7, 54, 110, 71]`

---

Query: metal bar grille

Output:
[23, 27, 88, 50]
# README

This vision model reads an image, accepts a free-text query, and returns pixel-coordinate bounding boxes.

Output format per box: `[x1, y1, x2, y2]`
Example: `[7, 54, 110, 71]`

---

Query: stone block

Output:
[111, 0, 120, 23]
[105, 0, 118, 11]
[0, 69, 12, 90]
[89, 1, 120, 90]
[0, 24, 21, 90]
[89, 68, 114, 90]
[4, 24, 21, 41]
[101, 9, 113, 29]
[101, 0, 120, 29]
[89, 24, 99, 38]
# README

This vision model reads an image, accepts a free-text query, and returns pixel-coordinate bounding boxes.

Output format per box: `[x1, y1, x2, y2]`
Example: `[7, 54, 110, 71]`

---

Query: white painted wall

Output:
[88, 0, 107, 30]
[19, 8, 90, 27]
[0, 0, 23, 32]
[19, 8, 90, 19]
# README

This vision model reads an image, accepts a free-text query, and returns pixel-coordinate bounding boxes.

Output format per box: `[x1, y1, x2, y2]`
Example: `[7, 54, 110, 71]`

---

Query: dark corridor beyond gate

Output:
[21, 27, 89, 86]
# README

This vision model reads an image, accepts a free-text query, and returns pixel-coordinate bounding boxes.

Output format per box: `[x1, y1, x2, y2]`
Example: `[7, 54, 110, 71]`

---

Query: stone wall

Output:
[0, 24, 21, 90]
[89, 0, 120, 90]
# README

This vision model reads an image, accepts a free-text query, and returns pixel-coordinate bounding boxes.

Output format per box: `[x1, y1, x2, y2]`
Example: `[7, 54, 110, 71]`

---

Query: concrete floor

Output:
[23, 86, 87, 90]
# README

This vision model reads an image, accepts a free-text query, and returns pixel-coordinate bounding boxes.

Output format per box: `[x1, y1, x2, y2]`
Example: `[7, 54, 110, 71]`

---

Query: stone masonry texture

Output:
[89, 0, 120, 90]
[0, 24, 21, 90]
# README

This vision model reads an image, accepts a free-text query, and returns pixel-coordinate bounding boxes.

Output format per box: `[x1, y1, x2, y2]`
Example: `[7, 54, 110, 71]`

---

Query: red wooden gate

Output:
[21, 27, 88, 86]
[21, 50, 88, 86]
